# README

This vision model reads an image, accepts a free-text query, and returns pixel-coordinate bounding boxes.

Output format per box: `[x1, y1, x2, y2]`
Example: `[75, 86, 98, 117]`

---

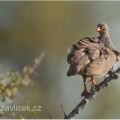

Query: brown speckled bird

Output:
[67, 25, 117, 95]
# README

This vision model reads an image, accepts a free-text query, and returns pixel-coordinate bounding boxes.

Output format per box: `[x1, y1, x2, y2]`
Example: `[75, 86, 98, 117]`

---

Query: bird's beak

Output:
[96, 26, 101, 32]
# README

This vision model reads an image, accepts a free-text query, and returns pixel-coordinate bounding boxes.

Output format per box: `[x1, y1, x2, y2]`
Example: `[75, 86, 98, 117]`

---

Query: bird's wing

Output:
[85, 47, 116, 77]
[67, 36, 99, 54]
[67, 36, 103, 76]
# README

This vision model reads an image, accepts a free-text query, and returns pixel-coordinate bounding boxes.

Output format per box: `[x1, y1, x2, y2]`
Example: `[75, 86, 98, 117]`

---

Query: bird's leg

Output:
[81, 75, 90, 96]
[88, 76, 97, 86]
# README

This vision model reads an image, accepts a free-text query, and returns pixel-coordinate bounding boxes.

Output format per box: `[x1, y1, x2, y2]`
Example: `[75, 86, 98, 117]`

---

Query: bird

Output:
[67, 25, 117, 96]
[96, 23, 120, 61]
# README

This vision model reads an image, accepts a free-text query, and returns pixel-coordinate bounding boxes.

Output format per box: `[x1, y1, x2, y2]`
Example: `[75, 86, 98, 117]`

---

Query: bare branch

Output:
[64, 67, 120, 119]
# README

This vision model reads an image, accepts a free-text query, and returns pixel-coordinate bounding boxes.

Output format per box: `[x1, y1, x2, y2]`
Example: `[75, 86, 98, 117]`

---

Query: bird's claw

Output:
[91, 83, 98, 88]
[81, 91, 90, 98]
[90, 84, 98, 93]
[88, 79, 97, 86]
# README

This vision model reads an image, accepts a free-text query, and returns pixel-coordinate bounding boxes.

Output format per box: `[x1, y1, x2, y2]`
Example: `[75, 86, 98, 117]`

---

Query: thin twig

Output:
[61, 105, 67, 118]
[0, 83, 12, 94]
[47, 112, 52, 119]
[27, 113, 33, 119]
[64, 67, 120, 119]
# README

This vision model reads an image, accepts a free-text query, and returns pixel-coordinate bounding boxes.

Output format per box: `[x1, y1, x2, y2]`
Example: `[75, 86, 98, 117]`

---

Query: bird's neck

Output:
[99, 32, 110, 41]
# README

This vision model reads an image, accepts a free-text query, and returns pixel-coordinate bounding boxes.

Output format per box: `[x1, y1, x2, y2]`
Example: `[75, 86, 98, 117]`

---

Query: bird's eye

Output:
[102, 26, 105, 29]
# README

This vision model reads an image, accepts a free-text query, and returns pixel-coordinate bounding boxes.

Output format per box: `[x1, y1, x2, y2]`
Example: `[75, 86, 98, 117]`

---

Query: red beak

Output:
[96, 26, 101, 32]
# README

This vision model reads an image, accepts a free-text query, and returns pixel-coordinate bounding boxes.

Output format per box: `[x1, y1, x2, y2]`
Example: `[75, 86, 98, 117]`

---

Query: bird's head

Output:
[96, 23, 109, 34]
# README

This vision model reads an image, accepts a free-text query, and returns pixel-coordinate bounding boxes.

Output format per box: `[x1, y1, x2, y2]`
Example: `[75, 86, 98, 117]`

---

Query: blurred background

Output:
[0, 1, 120, 119]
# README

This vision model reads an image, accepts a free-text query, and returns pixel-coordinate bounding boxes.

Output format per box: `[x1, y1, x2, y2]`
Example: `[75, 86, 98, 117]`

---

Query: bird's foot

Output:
[88, 79, 97, 87]
[81, 90, 90, 97]
[90, 84, 98, 93]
